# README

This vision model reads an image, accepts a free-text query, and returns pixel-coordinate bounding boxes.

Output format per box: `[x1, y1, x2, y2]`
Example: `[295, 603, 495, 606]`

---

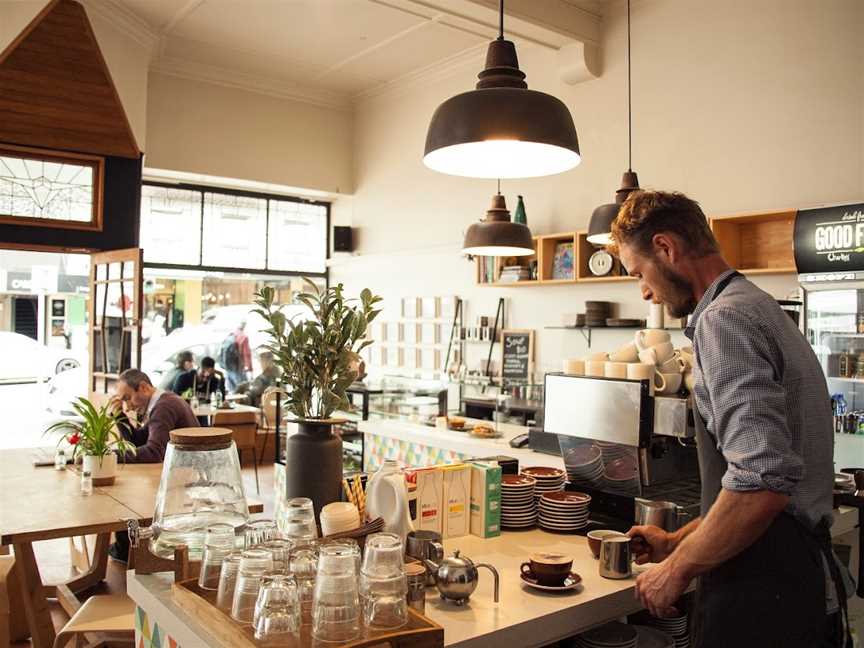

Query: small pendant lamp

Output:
[463, 180, 534, 256]
[424, 0, 581, 179]
[586, 0, 641, 245]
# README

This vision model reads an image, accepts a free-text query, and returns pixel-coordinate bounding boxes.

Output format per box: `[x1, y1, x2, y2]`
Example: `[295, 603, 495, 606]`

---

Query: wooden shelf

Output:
[539, 232, 577, 282]
[576, 230, 632, 281]
[479, 280, 539, 288]
[709, 209, 796, 274]
[576, 275, 637, 283]
[475, 237, 539, 286]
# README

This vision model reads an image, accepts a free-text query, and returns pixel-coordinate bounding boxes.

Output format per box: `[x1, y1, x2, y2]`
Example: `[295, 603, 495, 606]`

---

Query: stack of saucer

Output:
[563, 444, 604, 488]
[632, 611, 690, 648]
[576, 621, 637, 648]
[538, 491, 590, 532]
[501, 474, 537, 528]
[596, 440, 628, 464]
[585, 301, 612, 328]
[603, 455, 640, 494]
[521, 467, 566, 498]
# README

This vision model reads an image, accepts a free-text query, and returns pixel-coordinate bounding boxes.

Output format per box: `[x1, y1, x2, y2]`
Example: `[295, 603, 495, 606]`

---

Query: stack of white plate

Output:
[563, 444, 604, 487]
[501, 474, 537, 528]
[575, 621, 637, 648]
[521, 466, 566, 498]
[538, 491, 590, 532]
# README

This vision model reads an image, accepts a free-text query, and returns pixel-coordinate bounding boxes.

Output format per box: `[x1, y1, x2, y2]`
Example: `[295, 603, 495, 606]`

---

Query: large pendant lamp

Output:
[463, 181, 534, 256]
[424, 0, 581, 179]
[586, 0, 641, 245]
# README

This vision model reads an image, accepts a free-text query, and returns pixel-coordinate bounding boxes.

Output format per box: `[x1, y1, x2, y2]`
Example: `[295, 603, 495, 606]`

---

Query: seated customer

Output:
[115, 368, 199, 463]
[172, 356, 226, 401]
[242, 351, 281, 407]
[160, 350, 194, 391]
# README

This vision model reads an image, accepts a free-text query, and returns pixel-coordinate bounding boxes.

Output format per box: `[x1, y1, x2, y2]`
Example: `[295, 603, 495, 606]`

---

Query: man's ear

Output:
[651, 233, 681, 264]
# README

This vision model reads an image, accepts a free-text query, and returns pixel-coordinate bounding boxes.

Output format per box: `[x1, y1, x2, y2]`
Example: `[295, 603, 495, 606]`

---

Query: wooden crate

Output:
[172, 578, 444, 648]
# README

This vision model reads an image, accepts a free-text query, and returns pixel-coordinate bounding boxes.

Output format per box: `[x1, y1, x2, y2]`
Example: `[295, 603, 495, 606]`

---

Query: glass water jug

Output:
[150, 428, 250, 559]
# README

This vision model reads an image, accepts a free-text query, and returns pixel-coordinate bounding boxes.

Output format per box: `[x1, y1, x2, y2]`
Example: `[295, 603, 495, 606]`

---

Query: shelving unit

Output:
[543, 324, 684, 348]
[709, 209, 797, 274]
[575, 231, 633, 282]
[475, 236, 540, 287]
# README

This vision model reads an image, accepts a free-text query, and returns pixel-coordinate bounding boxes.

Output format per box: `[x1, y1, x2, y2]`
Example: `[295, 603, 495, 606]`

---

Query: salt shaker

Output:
[54, 448, 66, 471]
[81, 470, 93, 496]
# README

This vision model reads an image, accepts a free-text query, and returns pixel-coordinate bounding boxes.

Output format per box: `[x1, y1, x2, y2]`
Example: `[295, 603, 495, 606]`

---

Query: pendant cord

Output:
[627, 0, 632, 172]
[497, 178, 501, 195]
[498, 0, 504, 40]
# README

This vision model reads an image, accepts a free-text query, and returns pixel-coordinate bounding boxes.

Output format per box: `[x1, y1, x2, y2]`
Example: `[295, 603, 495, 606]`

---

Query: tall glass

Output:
[312, 544, 361, 642]
[359, 532, 407, 629]
[198, 523, 236, 590]
[231, 549, 274, 623]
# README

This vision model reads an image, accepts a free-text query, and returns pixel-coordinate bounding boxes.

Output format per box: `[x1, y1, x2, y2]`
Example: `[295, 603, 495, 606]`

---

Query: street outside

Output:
[0, 382, 66, 450]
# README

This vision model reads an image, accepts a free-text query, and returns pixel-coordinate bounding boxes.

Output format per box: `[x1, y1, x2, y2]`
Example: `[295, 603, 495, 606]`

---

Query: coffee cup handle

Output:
[654, 371, 666, 392]
[520, 562, 533, 577]
[635, 330, 645, 351]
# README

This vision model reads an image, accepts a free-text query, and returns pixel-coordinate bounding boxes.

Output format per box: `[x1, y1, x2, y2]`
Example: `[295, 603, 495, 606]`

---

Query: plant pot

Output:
[283, 420, 343, 518]
[82, 453, 117, 486]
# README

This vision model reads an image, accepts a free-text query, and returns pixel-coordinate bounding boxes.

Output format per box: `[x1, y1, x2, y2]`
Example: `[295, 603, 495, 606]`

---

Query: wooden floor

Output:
[11, 462, 275, 647]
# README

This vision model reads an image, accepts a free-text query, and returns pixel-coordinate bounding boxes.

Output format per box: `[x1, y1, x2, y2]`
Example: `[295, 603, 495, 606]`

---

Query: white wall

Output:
[144, 72, 354, 195]
[330, 0, 864, 375]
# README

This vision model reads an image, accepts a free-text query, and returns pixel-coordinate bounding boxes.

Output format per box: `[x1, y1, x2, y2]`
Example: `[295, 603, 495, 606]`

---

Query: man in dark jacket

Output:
[172, 356, 226, 401]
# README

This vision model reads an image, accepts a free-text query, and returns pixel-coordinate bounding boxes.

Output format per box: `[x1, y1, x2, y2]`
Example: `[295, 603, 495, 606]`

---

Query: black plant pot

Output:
[283, 419, 343, 518]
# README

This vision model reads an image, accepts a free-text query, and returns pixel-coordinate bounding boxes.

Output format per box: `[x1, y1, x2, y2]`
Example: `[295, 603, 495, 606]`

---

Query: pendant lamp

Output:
[586, 0, 641, 245]
[424, 0, 580, 179]
[463, 182, 534, 256]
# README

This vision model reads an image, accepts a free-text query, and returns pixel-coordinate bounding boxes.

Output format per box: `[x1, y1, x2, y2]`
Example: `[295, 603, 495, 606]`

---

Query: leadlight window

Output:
[0, 145, 103, 230]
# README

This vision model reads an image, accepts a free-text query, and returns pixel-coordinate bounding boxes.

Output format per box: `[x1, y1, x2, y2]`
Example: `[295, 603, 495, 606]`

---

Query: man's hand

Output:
[627, 525, 676, 564]
[634, 558, 690, 618]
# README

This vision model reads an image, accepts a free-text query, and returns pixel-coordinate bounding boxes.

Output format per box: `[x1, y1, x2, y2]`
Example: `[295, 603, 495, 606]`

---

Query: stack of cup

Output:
[359, 532, 408, 630]
[231, 549, 274, 623]
[320, 502, 361, 536]
[312, 543, 362, 642]
[253, 574, 300, 641]
[635, 330, 683, 395]
[288, 542, 319, 626]
[281, 498, 319, 542]
[198, 523, 236, 590]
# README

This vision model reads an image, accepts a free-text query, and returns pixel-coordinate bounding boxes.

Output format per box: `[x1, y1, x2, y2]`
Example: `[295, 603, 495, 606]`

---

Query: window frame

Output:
[141, 180, 330, 281]
[0, 143, 105, 231]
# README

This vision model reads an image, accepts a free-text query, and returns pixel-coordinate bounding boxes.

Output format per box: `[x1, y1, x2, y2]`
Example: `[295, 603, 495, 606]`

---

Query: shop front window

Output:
[267, 199, 327, 273]
[140, 185, 202, 264]
[202, 192, 267, 269]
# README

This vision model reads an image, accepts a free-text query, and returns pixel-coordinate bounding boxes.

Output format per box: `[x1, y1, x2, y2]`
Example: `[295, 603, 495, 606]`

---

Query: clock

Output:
[588, 250, 613, 276]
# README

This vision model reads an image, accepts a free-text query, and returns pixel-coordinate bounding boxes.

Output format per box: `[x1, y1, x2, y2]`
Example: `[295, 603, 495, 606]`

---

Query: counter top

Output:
[359, 418, 565, 470]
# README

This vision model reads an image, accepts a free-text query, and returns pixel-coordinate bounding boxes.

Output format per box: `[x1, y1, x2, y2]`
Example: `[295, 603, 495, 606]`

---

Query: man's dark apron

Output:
[691, 273, 851, 648]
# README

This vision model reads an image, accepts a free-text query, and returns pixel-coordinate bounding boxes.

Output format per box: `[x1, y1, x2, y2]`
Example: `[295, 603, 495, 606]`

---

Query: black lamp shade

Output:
[586, 202, 619, 245]
[463, 193, 534, 256]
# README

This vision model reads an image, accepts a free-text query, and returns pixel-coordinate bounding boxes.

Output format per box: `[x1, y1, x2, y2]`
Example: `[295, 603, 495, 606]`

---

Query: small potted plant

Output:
[254, 279, 381, 512]
[44, 397, 136, 485]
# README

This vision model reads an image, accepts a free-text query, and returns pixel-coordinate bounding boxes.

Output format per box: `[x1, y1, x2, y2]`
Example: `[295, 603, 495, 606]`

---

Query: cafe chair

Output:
[213, 409, 260, 494]
[53, 594, 135, 648]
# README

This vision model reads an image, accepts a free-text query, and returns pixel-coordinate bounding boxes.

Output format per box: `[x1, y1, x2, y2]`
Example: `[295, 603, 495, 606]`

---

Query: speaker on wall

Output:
[333, 226, 354, 252]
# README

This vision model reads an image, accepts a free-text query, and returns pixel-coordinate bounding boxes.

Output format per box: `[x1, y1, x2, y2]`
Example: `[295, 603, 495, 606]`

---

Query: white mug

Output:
[678, 349, 694, 369]
[626, 363, 660, 394]
[587, 351, 609, 361]
[609, 342, 639, 363]
[638, 341, 675, 366]
[647, 303, 665, 330]
[657, 372, 683, 395]
[635, 329, 671, 351]
[659, 356, 686, 374]
[585, 360, 606, 377]
[605, 361, 628, 379]
[563, 358, 585, 375]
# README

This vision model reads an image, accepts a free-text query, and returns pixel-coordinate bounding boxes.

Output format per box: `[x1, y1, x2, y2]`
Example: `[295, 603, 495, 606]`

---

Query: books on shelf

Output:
[499, 265, 530, 283]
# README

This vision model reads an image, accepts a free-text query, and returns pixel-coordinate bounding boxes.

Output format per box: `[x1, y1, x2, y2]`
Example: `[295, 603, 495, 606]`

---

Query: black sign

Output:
[501, 330, 533, 383]
[794, 203, 864, 274]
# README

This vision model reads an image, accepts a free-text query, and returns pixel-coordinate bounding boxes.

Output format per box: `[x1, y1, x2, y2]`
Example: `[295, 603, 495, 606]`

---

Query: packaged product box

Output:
[441, 463, 471, 539]
[405, 466, 443, 534]
[470, 461, 501, 538]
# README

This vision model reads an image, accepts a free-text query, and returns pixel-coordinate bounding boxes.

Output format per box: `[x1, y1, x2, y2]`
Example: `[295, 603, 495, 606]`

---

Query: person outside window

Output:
[159, 350, 194, 391]
[220, 320, 252, 391]
[172, 356, 226, 402]
[239, 350, 281, 407]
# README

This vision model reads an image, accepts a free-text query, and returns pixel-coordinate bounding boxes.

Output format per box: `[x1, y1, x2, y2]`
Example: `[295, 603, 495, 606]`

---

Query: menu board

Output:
[500, 329, 534, 383]
[794, 203, 864, 274]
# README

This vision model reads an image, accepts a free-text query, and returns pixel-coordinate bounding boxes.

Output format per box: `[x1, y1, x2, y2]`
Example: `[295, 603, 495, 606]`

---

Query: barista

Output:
[611, 191, 851, 647]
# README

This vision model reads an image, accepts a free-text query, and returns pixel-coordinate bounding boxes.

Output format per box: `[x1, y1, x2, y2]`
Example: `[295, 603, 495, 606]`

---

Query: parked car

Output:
[0, 331, 82, 384]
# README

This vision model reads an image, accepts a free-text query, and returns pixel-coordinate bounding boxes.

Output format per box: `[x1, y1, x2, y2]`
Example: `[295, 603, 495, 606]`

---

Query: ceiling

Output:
[92, 0, 606, 108]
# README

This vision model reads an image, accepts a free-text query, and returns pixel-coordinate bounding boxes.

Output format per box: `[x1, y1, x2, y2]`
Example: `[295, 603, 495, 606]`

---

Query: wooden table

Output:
[192, 403, 261, 425]
[0, 448, 263, 648]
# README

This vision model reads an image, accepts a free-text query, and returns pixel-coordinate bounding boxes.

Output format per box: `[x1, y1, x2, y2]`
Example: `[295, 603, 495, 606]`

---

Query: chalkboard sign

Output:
[500, 329, 534, 383]
[794, 203, 864, 274]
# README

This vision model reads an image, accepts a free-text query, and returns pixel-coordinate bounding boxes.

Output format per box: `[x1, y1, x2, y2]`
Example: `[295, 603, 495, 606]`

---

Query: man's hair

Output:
[119, 369, 152, 390]
[176, 350, 194, 369]
[610, 190, 719, 258]
[201, 356, 216, 369]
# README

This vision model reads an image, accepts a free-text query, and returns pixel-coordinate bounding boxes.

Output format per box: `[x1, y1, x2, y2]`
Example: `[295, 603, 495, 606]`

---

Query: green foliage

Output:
[253, 279, 381, 420]
[44, 397, 136, 461]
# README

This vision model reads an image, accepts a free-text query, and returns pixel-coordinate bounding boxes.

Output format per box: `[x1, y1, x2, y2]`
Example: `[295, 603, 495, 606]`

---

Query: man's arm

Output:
[122, 406, 172, 463]
[629, 517, 702, 564]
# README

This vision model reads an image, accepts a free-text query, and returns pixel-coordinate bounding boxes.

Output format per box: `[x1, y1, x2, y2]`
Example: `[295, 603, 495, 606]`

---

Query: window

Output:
[268, 199, 327, 273]
[140, 185, 202, 264]
[202, 192, 267, 269]
[0, 145, 103, 230]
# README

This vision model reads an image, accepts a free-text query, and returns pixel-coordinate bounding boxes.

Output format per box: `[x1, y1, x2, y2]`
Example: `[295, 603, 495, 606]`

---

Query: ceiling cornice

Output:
[150, 55, 353, 111]
[79, 0, 159, 54]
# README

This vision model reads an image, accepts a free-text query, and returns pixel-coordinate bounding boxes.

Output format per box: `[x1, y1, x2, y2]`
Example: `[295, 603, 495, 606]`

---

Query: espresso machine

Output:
[542, 372, 702, 530]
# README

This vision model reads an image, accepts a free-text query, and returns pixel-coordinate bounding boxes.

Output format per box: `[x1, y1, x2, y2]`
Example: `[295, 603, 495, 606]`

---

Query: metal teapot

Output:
[423, 549, 500, 606]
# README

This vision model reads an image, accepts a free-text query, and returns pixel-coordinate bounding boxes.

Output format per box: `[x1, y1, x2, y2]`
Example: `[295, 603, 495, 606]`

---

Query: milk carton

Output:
[441, 463, 471, 539]
[406, 466, 444, 534]
[470, 461, 501, 538]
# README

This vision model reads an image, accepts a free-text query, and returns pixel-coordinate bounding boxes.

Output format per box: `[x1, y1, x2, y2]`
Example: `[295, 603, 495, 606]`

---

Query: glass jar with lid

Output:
[150, 427, 250, 559]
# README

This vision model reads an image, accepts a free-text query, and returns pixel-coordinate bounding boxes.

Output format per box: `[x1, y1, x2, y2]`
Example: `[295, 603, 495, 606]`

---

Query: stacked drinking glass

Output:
[359, 532, 408, 630]
[312, 542, 363, 642]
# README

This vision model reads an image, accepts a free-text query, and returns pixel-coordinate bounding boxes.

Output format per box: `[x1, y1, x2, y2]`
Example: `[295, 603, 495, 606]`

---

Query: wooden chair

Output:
[257, 387, 282, 465]
[213, 410, 260, 494]
[0, 555, 30, 648]
[52, 594, 135, 648]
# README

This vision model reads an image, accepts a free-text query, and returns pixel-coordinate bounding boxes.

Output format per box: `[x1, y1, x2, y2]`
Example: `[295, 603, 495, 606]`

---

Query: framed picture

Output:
[51, 299, 66, 317]
[552, 242, 574, 280]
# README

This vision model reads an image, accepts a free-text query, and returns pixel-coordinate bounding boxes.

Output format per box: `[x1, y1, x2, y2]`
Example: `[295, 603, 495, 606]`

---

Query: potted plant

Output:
[254, 280, 381, 513]
[44, 397, 136, 485]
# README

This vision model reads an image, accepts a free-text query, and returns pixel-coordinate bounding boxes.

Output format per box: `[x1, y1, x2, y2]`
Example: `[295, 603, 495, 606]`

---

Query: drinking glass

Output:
[281, 516, 317, 542]
[319, 537, 361, 574]
[261, 538, 294, 574]
[198, 523, 236, 590]
[231, 548, 274, 623]
[215, 552, 243, 612]
[244, 519, 278, 548]
[253, 574, 300, 640]
[360, 571, 408, 630]
[361, 532, 404, 578]
[312, 544, 361, 642]
[289, 543, 319, 626]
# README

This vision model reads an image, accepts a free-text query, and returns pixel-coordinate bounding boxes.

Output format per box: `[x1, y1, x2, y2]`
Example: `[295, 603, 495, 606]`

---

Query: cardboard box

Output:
[470, 461, 501, 538]
[441, 464, 471, 539]
[406, 466, 444, 534]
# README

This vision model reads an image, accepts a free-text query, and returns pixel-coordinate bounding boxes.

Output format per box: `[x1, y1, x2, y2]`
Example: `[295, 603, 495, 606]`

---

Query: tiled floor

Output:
[10, 462, 275, 647]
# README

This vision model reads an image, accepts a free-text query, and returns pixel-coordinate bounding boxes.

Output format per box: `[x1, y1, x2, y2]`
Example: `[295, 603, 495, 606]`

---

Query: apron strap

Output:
[814, 520, 853, 648]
